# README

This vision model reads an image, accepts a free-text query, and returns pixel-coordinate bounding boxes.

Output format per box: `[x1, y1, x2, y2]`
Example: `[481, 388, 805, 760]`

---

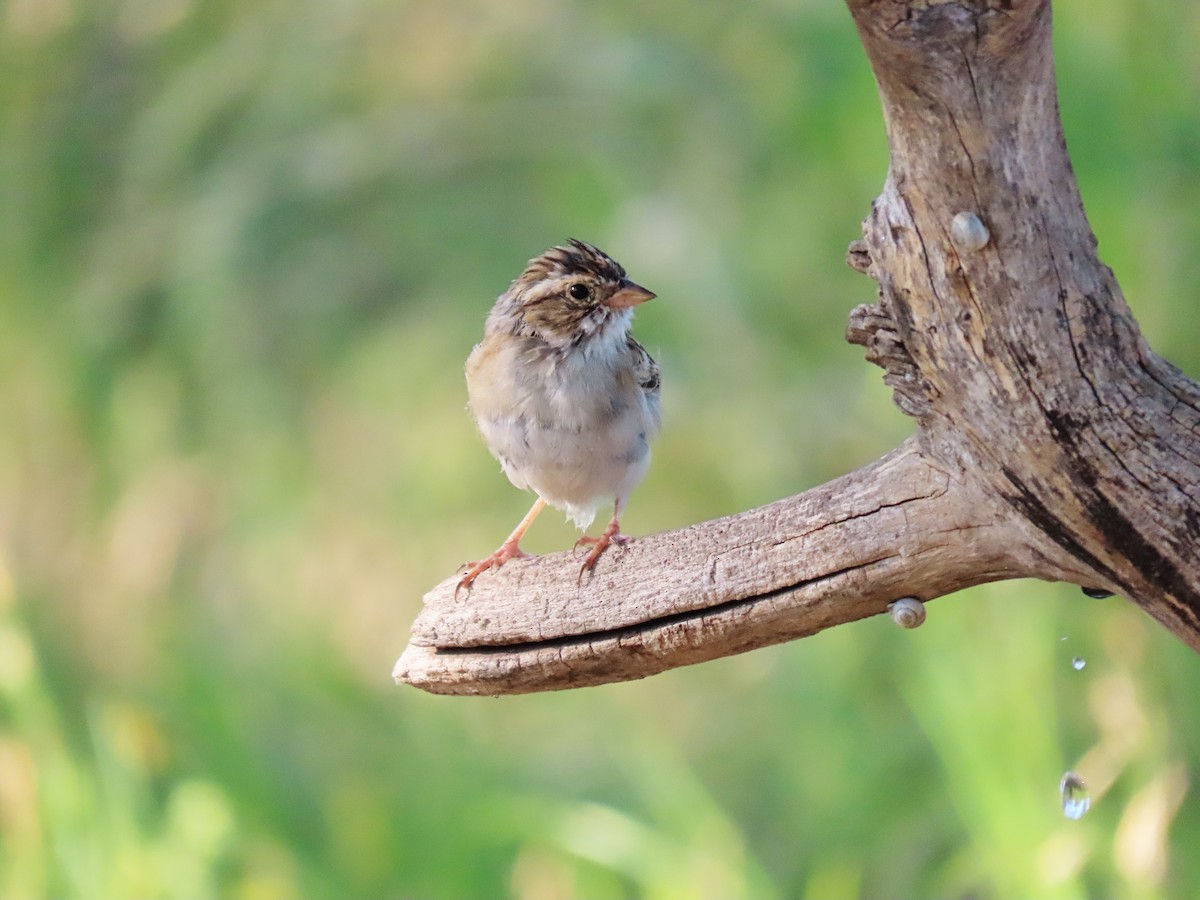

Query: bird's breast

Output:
[465, 331, 659, 511]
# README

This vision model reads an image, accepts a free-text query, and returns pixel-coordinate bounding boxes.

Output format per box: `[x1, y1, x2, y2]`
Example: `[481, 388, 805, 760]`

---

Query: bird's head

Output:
[499, 239, 655, 347]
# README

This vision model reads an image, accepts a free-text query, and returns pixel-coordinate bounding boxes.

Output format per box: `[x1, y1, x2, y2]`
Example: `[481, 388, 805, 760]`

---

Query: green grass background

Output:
[2, 0, 1199, 897]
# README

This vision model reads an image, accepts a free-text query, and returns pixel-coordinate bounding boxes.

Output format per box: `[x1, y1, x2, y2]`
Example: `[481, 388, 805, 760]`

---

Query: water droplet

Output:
[1081, 587, 1114, 599]
[1060, 772, 1090, 820]
[1072, 657, 1086, 671]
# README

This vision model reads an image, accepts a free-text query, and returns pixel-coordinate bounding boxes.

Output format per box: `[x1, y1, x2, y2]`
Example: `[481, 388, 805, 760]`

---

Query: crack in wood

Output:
[431, 554, 900, 657]
[397, 0, 1200, 694]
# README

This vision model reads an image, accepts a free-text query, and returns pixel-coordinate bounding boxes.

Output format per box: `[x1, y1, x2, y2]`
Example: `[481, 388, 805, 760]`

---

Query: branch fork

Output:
[396, 0, 1200, 695]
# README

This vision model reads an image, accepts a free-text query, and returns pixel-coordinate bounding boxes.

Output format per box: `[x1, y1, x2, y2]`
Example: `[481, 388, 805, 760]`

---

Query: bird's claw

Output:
[456, 543, 531, 597]
[575, 530, 631, 583]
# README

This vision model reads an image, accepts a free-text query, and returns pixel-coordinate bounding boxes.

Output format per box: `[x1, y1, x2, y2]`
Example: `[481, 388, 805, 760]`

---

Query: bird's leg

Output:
[457, 496, 546, 594]
[575, 499, 630, 581]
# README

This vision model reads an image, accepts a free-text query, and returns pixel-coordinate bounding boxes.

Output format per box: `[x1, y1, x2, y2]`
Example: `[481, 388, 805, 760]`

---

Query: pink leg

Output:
[575, 500, 630, 581]
[458, 497, 546, 594]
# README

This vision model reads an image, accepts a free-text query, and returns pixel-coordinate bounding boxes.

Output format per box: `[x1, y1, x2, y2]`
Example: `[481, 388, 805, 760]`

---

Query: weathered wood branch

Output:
[397, 440, 1078, 695]
[844, 0, 1200, 639]
[396, 0, 1200, 695]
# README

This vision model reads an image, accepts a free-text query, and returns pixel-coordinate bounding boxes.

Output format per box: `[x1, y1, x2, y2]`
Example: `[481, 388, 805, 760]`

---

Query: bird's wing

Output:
[626, 334, 660, 397]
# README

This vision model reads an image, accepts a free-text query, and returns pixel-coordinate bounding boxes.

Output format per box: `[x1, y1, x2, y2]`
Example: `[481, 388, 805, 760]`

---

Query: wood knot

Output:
[846, 239, 873, 275]
[846, 302, 937, 418]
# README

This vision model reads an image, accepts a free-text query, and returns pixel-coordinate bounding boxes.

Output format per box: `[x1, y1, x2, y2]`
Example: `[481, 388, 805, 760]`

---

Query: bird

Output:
[458, 239, 661, 591]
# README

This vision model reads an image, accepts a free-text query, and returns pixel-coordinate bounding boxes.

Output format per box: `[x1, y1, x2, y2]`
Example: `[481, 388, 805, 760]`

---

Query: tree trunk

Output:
[395, 0, 1200, 696]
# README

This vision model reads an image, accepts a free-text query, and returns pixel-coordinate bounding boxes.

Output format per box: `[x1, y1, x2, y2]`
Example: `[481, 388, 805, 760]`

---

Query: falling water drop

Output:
[1081, 587, 1114, 599]
[1072, 657, 1087, 671]
[1059, 772, 1091, 820]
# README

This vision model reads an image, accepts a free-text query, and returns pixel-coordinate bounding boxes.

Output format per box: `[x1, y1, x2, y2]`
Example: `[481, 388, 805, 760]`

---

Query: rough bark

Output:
[844, 0, 1200, 638]
[395, 0, 1200, 696]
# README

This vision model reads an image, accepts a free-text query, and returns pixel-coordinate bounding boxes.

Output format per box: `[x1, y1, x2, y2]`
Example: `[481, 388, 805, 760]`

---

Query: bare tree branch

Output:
[396, 440, 1087, 695]
[396, 0, 1200, 695]
[844, 0, 1200, 638]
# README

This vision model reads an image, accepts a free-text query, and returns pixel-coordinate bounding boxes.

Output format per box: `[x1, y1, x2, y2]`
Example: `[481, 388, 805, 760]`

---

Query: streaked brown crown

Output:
[512, 239, 627, 290]
[500, 240, 640, 345]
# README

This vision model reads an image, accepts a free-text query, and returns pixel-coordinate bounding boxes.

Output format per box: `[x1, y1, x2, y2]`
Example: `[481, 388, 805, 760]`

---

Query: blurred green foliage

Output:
[1, 0, 1199, 897]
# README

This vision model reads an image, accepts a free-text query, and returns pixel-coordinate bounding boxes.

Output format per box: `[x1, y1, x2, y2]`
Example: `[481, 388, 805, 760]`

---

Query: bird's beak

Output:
[606, 280, 656, 309]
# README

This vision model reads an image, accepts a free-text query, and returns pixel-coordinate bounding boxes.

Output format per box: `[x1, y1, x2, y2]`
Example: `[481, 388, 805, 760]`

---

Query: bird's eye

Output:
[568, 283, 591, 301]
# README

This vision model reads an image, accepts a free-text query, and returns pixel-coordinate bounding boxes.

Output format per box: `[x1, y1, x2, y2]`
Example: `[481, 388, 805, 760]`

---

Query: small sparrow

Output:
[459, 239, 661, 590]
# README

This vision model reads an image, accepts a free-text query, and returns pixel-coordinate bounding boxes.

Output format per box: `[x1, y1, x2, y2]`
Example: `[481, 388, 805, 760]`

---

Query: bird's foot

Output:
[457, 541, 531, 596]
[575, 521, 630, 582]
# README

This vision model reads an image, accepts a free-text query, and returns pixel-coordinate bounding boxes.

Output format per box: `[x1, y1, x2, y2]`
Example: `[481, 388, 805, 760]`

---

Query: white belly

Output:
[480, 409, 653, 528]
[468, 333, 659, 529]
